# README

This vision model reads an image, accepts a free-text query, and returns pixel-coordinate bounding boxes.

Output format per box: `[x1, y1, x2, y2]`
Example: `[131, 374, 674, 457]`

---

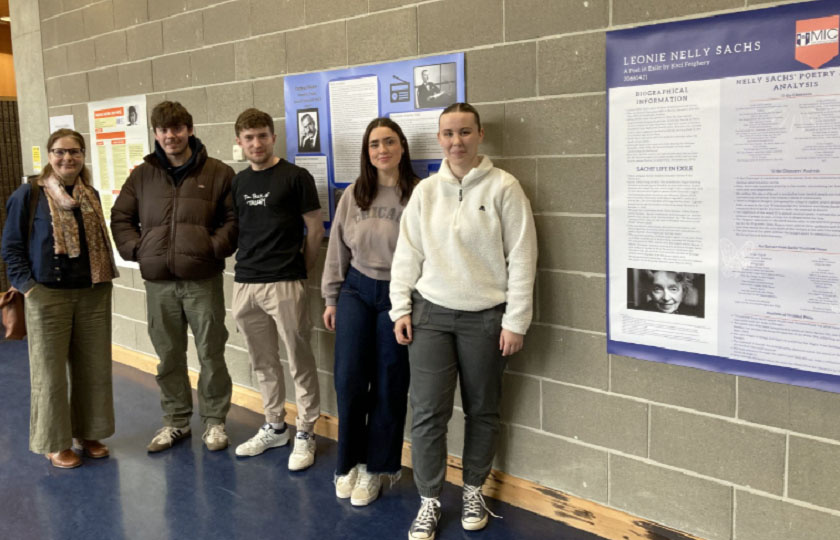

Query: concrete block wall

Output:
[17, 0, 840, 538]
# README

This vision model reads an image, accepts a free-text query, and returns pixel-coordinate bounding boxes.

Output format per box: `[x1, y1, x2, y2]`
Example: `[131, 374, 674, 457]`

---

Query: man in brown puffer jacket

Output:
[111, 101, 237, 454]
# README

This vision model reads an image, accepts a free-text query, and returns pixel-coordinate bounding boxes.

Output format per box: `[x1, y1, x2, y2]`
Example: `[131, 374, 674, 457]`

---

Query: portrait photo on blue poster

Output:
[283, 53, 465, 229]
[297, 108, 321, 153]
[414, 62, 458, 109]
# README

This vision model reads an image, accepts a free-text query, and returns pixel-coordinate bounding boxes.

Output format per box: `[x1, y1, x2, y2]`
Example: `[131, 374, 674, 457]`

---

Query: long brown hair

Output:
[38, 129, 91, 186]
[355, 117, 418, 211]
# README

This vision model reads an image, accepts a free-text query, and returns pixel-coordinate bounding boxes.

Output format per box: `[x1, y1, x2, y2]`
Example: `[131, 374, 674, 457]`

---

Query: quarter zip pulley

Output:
[459, 188, 462, 202]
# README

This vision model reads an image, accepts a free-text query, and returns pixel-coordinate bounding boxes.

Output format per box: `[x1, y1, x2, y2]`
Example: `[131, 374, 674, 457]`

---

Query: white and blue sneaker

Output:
[235, 423, 289, 457]
[288, 431, 316, 471]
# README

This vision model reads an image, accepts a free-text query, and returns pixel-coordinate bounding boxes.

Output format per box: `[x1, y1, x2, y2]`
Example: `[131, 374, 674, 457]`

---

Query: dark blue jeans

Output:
[334, 266, 409, 475]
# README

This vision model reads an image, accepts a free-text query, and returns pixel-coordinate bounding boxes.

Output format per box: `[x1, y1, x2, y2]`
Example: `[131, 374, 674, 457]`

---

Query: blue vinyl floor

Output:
[0, 337, 605, 540]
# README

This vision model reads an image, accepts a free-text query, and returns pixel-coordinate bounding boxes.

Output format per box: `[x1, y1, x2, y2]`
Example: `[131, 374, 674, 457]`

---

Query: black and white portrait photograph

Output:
[627, 268, 705, 318]
[414, 63, 457, 109]
[297, 109, 320, 153]
[127, 105, 139, 126]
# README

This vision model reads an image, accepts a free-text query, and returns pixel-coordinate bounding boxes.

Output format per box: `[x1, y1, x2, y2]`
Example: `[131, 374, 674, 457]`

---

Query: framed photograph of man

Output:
[297, 109, 321, 153]
[414, 63, 457, 109]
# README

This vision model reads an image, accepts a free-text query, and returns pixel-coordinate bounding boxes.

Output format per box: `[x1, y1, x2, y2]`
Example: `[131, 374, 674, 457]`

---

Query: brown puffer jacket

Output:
[110, 145, 237, 281]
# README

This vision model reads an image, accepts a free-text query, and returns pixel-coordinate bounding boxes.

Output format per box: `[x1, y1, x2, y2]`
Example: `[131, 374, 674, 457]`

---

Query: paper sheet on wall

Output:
[390, 110, 444, 160]
[328, 76, 379, 185]
[87, 95, 149, 269]
[49, 114, 75, 133]
[294, 155, 329, 214]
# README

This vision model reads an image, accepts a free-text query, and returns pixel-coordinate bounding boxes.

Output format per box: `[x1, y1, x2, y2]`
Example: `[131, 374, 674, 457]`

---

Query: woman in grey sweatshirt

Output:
[321, 117, 419, 507]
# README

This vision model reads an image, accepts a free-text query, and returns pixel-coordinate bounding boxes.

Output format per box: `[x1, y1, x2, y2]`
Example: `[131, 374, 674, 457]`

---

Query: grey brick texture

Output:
[22, 1, 840, 539]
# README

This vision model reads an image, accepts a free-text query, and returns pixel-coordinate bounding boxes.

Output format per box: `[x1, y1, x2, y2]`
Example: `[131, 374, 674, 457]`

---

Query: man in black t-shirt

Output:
[230, 108, 324, 471]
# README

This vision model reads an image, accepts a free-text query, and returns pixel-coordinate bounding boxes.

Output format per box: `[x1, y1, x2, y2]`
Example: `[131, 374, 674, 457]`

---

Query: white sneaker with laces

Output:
[147, 425, 191, 453]
[235, 423, 290, 457]
[350, 464, 382, 506]
[461, 483, 501, 531]
[408, 496, 441, 540]
[288, 431, 315, 471]
[202, 423, 229, 451]
[335, 464, 359, 499]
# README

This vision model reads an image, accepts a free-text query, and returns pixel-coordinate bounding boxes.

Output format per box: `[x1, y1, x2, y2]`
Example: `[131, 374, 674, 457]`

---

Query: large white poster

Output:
[87, 96, 149, 268]
[607, 1, 840, 391]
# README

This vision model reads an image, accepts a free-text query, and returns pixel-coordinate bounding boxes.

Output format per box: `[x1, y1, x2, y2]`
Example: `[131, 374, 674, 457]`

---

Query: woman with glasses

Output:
[2, 129, 119, 469]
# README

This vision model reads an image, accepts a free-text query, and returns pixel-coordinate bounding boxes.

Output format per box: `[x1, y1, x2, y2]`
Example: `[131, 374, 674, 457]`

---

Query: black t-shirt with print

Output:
[232, 159, 320, 283]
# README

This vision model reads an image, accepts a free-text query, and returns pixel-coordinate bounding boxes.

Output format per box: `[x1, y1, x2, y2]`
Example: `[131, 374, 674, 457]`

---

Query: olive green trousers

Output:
[144, 275, 231, 428]
[25, 282, 115, 454]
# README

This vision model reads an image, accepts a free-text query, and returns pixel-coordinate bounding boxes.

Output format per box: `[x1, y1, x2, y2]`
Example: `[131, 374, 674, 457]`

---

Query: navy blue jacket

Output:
[1, 183, 92, 293]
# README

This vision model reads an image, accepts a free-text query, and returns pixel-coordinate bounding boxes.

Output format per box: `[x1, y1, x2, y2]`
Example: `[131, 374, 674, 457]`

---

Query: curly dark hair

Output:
[151, 101, 193, 130]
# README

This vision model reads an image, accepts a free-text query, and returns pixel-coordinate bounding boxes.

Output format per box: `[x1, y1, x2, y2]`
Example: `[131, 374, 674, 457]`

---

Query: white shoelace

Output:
[386, 470, 402, 489]
[206, 425, 225, 441]
[463, 485, 502, 519]
[413, 497, 441, 532]
[292, 433, 312, 455]
[357, 470, 378, 490]
[253, 430, 275, 444]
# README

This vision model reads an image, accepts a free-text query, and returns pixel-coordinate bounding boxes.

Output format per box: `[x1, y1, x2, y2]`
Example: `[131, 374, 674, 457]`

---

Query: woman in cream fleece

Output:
[390, 103, 537, 540]
[322, 118, 419, 507]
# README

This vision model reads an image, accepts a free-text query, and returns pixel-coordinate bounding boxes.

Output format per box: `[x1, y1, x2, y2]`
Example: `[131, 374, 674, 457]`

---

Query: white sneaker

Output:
[202, 423, 229, 451]
[351, 464, 382, 506]
[335, 464, 359, 499]
[288, 431, 315, 471]
[235, 423, 290, 457]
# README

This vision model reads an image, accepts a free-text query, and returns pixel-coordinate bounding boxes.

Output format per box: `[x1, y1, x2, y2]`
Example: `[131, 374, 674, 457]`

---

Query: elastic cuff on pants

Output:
[463, 475, 488, 488]
[265, 414, 286, 425]
[201, 418, 225, 427]
[297, 422, 316, 434]
[417, 487, 442, 498]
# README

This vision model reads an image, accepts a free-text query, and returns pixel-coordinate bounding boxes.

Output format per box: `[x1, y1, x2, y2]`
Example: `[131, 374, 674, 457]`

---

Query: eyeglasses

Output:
[49, 148, 84, 158]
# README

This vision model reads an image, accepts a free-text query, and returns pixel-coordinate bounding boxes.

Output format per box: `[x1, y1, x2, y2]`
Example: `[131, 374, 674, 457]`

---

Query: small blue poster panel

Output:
[284, 54, 465, 228]
[606, 1, 840, 392]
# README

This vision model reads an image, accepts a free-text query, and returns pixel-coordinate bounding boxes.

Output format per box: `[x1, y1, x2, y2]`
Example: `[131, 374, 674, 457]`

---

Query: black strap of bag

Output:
[27, 175, 40, 241]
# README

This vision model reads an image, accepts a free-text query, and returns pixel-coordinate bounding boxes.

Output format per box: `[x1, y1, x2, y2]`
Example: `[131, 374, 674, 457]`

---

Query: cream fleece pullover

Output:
[389, 156, 538, 335]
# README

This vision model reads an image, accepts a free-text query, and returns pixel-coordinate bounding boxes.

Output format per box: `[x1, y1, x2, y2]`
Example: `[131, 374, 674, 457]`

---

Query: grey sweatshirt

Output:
[321, 183, 406, 306]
